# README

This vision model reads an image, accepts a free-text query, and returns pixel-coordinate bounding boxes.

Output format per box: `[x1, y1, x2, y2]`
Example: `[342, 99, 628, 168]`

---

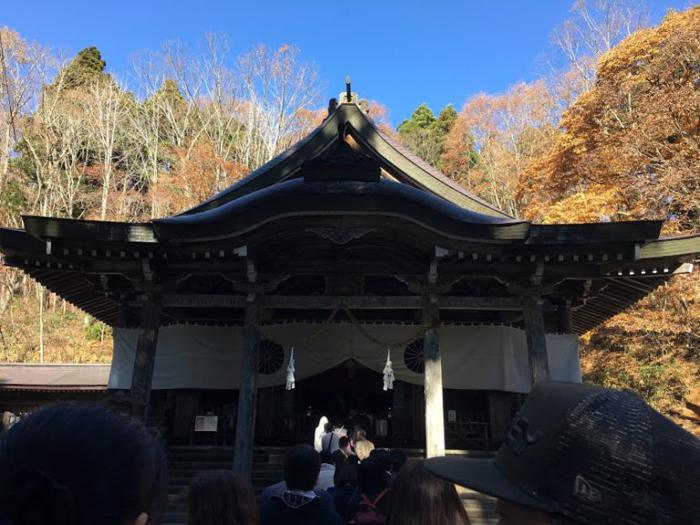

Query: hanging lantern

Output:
[286, 347, 296, 391]
[383, 348, 395, 391]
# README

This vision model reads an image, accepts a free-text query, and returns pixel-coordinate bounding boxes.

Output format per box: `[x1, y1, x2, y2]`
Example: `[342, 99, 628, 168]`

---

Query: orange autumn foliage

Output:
[156, 139, 248, 215]
[518, 6, 700, 434]
[519, 7, 700, 231]
[442, 81, 558, 217]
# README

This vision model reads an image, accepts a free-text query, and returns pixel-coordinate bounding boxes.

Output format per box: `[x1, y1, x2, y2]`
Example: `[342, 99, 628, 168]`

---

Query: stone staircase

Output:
[458, 486, 499, 525]
[164, 446, 497, 524]
[165, 446, 286, 524]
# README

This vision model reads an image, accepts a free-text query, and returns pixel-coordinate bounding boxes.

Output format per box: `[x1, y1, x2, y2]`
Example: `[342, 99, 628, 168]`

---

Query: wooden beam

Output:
[232, 294, 261, 475]
[523, 295, 550, 385]
[423, 291, 445, 458]
[160, 294, 538, 310]
[558, 300, 572, 333]
[129, 289, 162, 421]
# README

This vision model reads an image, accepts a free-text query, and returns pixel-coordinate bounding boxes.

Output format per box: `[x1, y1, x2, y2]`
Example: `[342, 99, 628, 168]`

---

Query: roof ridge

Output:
[176, 101, 512, 219]
[371, 127, 511, 218]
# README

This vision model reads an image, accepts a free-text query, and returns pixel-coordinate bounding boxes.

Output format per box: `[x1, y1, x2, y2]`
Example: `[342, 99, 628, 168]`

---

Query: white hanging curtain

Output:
[110, 324, 581, 393]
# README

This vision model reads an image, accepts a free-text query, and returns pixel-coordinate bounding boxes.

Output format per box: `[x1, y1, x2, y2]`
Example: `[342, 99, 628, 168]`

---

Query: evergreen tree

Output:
[156, 79, 185, 105]
[397, 103, 458, 168]
[435, 104, 457, 135]
[397, 103, 436, 135]
[62, 47, 107, 89]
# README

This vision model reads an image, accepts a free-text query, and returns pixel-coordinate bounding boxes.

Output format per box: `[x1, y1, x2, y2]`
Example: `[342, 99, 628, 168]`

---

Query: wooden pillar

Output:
[558, 300, 572, 333]
[233, 295, 261, 475]
[391, 380, 407, 440]
[130, 290, 162, 422]
[423, 292, 445, 458]
[488, 391, 514, 445]
[523, 295, 550, 385]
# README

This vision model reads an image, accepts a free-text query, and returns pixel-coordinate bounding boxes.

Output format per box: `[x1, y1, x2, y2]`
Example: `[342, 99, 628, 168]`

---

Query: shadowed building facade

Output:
[1, 87, 699, 474]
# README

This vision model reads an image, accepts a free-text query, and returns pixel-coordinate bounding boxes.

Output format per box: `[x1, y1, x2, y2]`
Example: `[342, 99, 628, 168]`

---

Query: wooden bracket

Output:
[220, 271, 290, 296]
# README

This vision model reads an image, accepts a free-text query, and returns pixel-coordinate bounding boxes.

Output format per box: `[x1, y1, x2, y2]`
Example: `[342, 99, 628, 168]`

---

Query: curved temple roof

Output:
[0, 95, 699, 336]
[154, 179, 528, 243]
[181, 101, 511, 218]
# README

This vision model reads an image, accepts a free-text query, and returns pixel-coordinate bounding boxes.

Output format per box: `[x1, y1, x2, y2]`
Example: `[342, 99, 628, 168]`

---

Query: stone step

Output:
[163, 447, 498, 525]
[164, 499, 497, 524]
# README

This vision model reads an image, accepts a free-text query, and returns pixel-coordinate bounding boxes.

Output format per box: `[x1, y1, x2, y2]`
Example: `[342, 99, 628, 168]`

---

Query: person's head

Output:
[369, 448, 392, 472]
[357, 456, 388, 498]
[284, 444, 321, 491]
[354, 439, 375, 462]
[188, 470, 258, 525]
[388, 459, 470, 525]
[389, 449, 407, 473]
[333, 463, 358, 489]
[426, 381, 700, 525]
[0, 402, 166, 525]
[339, 435, 351, 452]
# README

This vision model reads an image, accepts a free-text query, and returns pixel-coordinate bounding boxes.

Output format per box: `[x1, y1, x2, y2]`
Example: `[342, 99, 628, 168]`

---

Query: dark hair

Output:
[334, 463, 358, 488]
[369, 449, 392, 472]
[339, 436, 350, 448]
[387, 460, 470, 525]
[0, 403, 166, 525]
[188, 470, 258, 525]
[389, 449, 407, 473]
[284, 445, 321, 491]
[357, 456, 389, 499]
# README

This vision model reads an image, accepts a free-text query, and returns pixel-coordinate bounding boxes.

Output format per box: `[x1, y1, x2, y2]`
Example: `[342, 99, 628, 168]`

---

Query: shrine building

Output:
[1, 86, 699, 474]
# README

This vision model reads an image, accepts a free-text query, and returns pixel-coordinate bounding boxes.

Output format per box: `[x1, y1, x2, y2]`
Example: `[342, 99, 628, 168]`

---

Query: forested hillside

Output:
[397, 4, 700, 433]
[0, 2, 698, 433]
[0, 36, 325, 361]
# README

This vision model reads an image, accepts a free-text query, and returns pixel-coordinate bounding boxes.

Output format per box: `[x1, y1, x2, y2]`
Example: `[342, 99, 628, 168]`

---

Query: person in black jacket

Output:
[328, 463, 358, 519]
[343, 456, 390, 525]
[260, 444, 341, 525]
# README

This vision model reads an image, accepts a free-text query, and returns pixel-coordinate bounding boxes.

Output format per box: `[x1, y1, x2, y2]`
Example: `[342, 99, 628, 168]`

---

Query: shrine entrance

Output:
[254, 360, 394, 447]
[297, 361, 392, 427]
[254, 359, 494, 450]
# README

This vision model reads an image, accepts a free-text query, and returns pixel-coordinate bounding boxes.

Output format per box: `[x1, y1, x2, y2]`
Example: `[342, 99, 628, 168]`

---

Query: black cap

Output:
[426, 381, 700, 524]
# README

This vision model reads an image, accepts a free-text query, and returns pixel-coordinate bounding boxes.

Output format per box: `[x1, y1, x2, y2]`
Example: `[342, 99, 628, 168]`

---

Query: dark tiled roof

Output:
[0, 363, 110, 391]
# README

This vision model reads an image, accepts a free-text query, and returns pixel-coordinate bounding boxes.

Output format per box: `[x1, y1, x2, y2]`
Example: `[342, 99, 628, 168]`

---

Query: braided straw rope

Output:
[255, 306, 435, 352]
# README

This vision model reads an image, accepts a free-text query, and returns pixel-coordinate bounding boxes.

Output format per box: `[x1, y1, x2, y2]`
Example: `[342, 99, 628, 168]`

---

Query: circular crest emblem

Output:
[403, 338, 425, 374]
[258, 339, 285, 375]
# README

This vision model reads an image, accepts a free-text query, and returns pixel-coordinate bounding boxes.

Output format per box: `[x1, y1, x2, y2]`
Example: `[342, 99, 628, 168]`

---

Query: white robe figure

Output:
[383, 349, 395, 391]
[286, 348, 296, 391]
[314, 416, 329, 452]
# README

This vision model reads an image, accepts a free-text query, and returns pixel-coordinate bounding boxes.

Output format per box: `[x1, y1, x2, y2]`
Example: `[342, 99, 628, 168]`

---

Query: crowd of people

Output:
[0, 381, 699, 524]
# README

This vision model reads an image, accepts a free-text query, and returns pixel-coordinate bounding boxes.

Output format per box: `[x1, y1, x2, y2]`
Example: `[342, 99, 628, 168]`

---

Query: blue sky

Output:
[4, 0, 693, 125]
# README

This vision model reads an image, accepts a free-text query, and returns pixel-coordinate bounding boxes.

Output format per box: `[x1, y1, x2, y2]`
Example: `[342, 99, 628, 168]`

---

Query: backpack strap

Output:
[359, 493, 375, 508]
[371, 488, 389, 507]
[323, 430, 337, 453]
